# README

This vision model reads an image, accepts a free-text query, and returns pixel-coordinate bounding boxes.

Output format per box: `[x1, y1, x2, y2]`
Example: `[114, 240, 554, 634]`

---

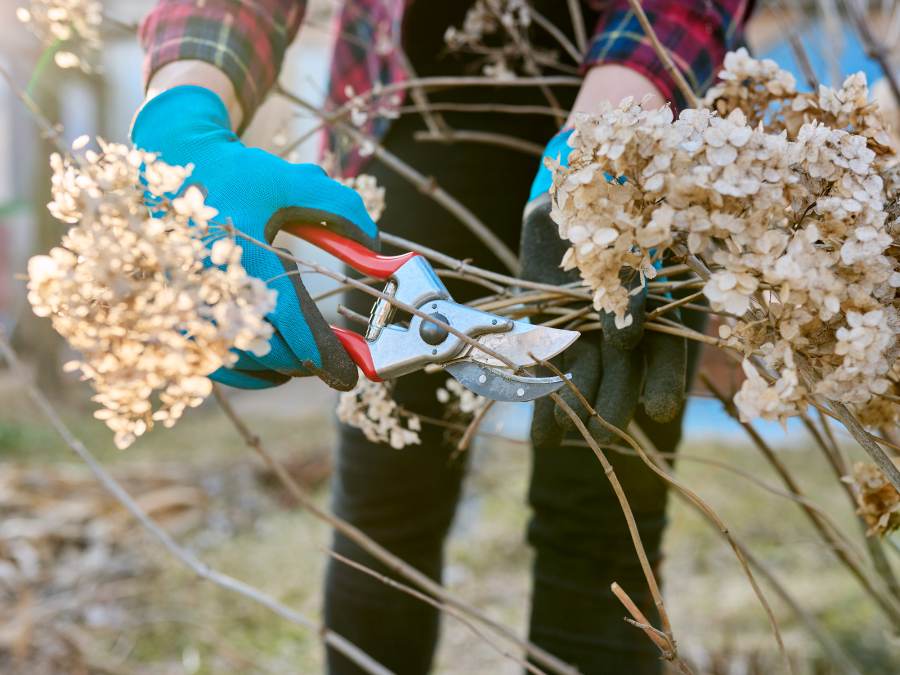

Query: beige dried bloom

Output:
[16, 0, 102, 72]
[339, 174, 386, 222]
[844, 462, 900, 537]
[444, 0, 531, 50]
[27, 138, 276, 449]
[436, 377, 488, 447]
[550, 51, 899, 425]
[337, 375, 421, 449]
[444, 0, 554, 78]
[437, 377, 488, 416]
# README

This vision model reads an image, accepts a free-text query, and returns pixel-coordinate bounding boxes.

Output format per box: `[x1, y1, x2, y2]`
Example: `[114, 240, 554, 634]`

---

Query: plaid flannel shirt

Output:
[139, 0, 752, 176]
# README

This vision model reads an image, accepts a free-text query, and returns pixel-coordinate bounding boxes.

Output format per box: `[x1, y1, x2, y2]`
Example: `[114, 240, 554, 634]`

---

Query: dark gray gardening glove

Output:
[521, 187, 688, 449]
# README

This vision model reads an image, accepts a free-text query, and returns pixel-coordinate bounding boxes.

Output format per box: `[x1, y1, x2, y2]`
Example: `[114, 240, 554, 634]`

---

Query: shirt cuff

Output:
[139, 1, 296, 129]
[582, 0, 752, 111]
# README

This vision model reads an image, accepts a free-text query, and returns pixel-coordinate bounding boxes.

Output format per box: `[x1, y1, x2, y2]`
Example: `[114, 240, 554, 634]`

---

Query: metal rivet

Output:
[516, 388, 525, 397]
[478, 374, 487, 384]
[420, 312, 449, 345]
[492, 319, 497, 325]
[432, 349, 437, 355]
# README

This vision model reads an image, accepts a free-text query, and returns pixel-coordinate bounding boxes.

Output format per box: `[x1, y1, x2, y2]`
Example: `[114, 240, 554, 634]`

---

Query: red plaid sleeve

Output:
[583, 0, 754, 110]
[138, 0, 306, 125]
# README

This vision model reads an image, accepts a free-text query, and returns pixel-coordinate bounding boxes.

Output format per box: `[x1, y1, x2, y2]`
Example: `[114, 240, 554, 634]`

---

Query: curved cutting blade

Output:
[445, 360, 570, 402]
[471, 323, 579, 368]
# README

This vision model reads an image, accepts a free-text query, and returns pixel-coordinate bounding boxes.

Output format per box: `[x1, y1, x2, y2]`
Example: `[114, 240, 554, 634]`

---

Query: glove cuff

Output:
[130, 85, 234, 150]
[528, 127, 575, 203]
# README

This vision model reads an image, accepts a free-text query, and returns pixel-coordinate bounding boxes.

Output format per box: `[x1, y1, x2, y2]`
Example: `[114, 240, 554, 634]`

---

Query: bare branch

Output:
[625, 0, 700, 108]
[566, 0, 589, 54]
[413, 129, 544, 156]
[610, 583, 692, 672]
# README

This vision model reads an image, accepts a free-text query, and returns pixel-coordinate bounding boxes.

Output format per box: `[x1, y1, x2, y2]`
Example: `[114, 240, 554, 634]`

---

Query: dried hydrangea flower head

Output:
[337, 376, 421, 449]
[444, 0, 550, 79]
[549, 50, 899, 426]
[339, 174, 386, 222]
[435, 377, 489, 447]
[27, 137, 275, 449]
[845, 461, 900, 537]
[16, 0, 102, 72]
[437, 377, 488, 417]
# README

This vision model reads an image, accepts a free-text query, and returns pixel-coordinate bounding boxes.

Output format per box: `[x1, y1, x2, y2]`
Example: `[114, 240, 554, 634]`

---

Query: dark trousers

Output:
[324, 113, 697, 675]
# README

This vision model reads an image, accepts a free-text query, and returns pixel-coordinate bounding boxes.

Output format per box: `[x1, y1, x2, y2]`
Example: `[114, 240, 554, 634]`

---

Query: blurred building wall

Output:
[0, 0, 341, 350]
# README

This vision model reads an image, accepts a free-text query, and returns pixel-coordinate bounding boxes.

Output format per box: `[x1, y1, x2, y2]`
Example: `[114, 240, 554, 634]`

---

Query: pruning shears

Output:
[283, 225, 579, 402]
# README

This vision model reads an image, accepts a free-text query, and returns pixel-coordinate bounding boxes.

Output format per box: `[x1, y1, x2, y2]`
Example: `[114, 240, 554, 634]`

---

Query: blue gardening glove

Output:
[521, 129, 687, 448]
[131, 85, 378, 391]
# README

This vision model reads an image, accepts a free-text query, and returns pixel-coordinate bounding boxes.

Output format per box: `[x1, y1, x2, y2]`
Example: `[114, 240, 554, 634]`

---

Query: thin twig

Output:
[337, 304, 370, 327]
[800, 412, 900, 609]
[625, 0, 700, 108]
[549, 393, 676, 645]
[817, 390, 900, 494]
[455, 400, 495, 458]
[610, 583, 691, 672]
[398, 50, 448, 136]
[530, 8, 583, 63]
[413, 129, 544, 156]
[0, 64, 63, 146]
[645, 290, 705, 321]
[843, 0, 900, 108]
[318, 75, 582, 123]
[566, 0, 589, 54]
[326, 549, 547, 675]
[380, 231, 591, 300]
[397, 101, 565, 117]
[779, 3, 819, 90]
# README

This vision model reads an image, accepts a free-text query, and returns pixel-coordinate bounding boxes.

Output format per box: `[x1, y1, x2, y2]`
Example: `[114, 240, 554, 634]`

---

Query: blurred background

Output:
[1, 0, 899, 673]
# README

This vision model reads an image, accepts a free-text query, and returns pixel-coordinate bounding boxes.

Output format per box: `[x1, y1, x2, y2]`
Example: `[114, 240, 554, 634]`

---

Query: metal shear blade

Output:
[445, 361, 571, 402]
[468, 322, 578, 368]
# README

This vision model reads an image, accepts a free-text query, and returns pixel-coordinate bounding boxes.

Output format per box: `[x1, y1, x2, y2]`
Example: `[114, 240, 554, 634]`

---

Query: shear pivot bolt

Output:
[420, 312, 449, 345]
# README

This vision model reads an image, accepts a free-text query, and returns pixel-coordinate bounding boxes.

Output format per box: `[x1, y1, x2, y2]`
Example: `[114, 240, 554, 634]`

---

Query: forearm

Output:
[567, 64, 664, 125]
[581, 0, 754, 111]
[145, 61, 243, 130]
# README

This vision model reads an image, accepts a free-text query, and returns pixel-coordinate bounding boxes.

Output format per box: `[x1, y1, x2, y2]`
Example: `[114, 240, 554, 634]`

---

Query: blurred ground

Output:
[1, 370, 898, 675]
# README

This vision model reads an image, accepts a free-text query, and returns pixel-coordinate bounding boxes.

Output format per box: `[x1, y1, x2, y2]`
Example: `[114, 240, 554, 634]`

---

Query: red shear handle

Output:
[332, 326, 381, 382]
[283, 224, 417, 280]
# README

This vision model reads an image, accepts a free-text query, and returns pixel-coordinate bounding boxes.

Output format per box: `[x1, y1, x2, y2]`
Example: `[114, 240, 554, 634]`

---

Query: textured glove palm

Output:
[131, 86, 379, 391]
[522, 130, 687, 447]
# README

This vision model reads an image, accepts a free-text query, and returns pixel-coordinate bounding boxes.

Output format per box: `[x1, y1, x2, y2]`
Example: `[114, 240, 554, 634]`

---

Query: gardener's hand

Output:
[131, 81, 378, 391]
[521, 127, 687, 448]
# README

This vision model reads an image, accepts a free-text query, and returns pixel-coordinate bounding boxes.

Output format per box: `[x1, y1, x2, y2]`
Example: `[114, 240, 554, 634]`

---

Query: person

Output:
[132, 1, 752, 672]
